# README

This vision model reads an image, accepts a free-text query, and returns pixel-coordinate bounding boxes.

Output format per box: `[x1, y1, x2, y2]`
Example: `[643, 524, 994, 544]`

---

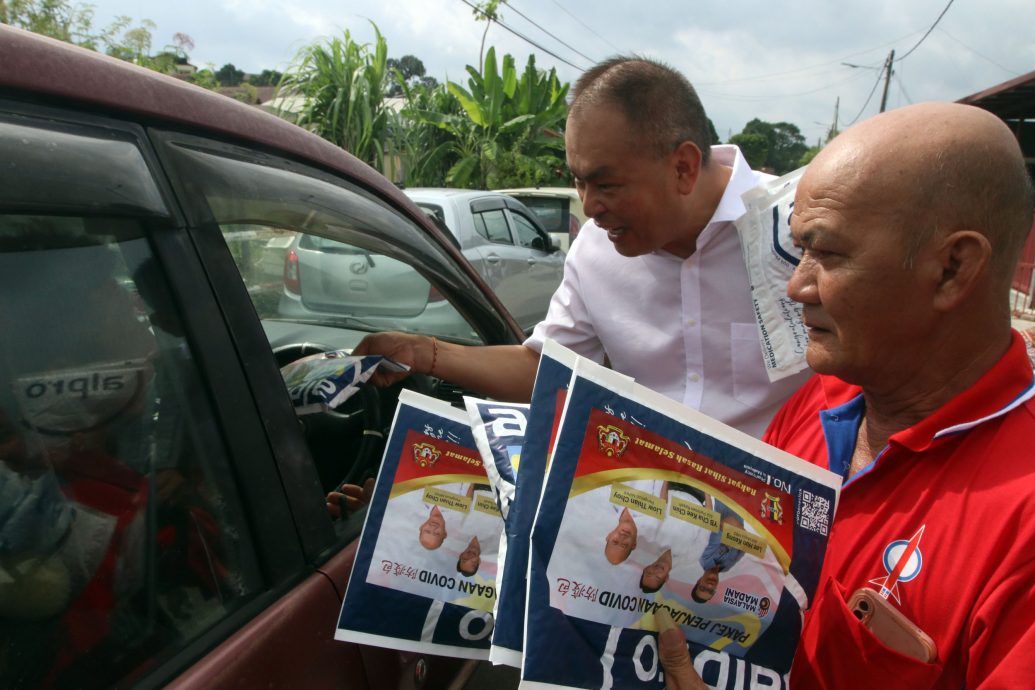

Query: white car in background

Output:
[494, 187, 585, 253]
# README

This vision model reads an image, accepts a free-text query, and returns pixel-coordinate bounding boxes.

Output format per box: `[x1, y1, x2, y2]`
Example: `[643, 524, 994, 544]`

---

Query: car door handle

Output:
[527, 258, 538, 265]
[486, 255, 501, 264]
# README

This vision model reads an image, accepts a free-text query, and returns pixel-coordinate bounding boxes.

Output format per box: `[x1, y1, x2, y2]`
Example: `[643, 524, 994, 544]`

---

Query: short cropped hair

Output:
[570, 55, 712, 164]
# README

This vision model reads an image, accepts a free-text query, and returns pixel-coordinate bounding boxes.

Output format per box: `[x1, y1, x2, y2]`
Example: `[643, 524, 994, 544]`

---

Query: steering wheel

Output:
[272, 342, 385, 492]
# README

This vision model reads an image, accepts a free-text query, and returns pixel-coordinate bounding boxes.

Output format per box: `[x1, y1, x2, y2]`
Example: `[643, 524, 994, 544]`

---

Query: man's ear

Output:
[672, 141, 703, 195]
[933, 230, 992, 311]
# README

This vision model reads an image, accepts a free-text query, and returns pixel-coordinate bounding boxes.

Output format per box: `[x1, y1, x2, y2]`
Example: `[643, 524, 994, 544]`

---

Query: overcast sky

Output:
[84, 0, 1034, 144]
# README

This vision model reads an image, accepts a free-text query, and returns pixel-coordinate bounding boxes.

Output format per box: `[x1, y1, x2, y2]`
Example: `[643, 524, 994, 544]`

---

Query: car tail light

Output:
[428, 284, 446, 302]
[284, 249, 301, 294]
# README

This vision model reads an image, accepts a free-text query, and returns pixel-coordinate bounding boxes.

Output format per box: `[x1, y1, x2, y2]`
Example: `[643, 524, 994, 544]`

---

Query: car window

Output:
[514, 196, 569, 235]
[160, 143, 484, 346]
[412, 203, 459, 248]
[0, 123, 264, 689]
[510, 211, 547, 250]
[472, 208, 513, 245]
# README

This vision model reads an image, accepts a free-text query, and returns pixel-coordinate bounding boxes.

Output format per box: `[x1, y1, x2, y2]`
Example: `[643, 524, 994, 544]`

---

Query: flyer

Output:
[335, 389, 503, 659]
[523, 359, 840, 689]
[486, 340, 580, 667]
[465, 396, 528, 653]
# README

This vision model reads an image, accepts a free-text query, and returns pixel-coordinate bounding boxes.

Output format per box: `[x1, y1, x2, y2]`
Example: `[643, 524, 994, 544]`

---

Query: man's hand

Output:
[326, 477, 375, 519]
[352, 332, 432, 387]
[656, 608, 709, 690]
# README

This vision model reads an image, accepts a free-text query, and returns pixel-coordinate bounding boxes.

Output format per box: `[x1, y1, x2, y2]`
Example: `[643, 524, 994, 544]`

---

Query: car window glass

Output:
[473, 209, 512, 245]
[162, 144, 484, 346]
[0, 118, 167, 216]
[511, 211, 546, 250]
[0, 214, 262, 690]
[514, 197, 568, 234]
[412, 203, 454, 239]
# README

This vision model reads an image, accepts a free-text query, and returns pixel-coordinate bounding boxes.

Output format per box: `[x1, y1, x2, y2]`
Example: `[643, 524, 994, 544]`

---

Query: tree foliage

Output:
[403, 47, 568, 189]
[2, 0, 189, 73]
[216, 62, 245, 86]
[727, 131, 769, 170]
[730, 118, 808, 174]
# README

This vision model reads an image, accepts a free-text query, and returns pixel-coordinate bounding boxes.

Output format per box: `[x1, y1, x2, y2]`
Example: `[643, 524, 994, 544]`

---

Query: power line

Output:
[935, 27, 1020, 77]
[694, 30, 922, 87]
[459, 0, 587, 71]
[549, 0, 621, 53]
[501, 1, 597, 65]
[896, 0, 956, 61]
[843, 70, 886, 127]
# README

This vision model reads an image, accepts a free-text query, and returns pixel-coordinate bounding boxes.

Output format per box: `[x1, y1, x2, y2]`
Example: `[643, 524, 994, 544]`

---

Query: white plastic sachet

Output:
[735, 167, 810, 382]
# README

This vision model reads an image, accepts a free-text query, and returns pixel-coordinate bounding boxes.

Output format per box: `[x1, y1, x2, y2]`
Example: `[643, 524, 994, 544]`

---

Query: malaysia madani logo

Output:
[412, 442, 441, 468]
[760, 492, 784, 524]
[596, 425, 629, 458]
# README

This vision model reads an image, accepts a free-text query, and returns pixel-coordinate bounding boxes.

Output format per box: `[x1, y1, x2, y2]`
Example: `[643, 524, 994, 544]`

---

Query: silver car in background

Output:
[279, 189, 564, 336]
[403, 189, 564, 333]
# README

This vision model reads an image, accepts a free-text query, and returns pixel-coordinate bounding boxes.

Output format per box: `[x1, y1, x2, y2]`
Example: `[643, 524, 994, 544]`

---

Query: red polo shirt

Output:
[765, 331, 1035, 690]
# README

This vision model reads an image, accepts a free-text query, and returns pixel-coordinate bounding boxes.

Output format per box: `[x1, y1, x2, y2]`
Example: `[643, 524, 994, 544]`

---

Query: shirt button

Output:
[690, 373, 701, 382]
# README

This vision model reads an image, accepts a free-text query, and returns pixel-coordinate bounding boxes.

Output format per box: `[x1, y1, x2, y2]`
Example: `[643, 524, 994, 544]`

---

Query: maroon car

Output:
[0, 25, 522, 689]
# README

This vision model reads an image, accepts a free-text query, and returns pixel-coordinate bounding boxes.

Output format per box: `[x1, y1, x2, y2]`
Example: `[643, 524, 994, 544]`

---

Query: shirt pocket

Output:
[791, 576, 943, 690]
[730, 322, 771, 408]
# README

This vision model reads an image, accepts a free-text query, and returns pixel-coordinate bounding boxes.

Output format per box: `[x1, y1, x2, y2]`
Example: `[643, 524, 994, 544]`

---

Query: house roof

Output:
[957, 69, 1035, 123]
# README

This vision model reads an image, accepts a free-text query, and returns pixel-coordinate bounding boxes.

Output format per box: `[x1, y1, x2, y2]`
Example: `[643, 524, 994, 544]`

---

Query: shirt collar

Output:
[694, 145, 772, 251]
[896, 331, 1035, 452]
[708, 145, 766, 224]
[818, 331, 1035, 461]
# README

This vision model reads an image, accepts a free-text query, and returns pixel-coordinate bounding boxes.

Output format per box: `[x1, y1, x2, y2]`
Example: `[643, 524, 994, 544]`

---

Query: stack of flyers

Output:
[336, 389, 504, 658]
[522, 347, 841, 689]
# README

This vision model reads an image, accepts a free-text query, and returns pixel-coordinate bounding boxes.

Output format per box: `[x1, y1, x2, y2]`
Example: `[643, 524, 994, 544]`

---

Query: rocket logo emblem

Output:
[869, 525, 925, 604]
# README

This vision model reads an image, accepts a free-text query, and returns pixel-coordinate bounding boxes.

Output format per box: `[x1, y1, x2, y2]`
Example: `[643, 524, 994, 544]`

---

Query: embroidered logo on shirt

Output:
[868, 525, 925, 604]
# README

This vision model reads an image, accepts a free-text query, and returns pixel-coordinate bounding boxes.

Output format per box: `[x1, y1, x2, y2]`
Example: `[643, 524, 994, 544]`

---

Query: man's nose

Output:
[581, 186, 606, 221]
[787, 258, 818, 304]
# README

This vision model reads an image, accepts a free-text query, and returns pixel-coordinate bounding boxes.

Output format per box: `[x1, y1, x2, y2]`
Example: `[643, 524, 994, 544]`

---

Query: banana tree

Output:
[406, 47, 569, 189]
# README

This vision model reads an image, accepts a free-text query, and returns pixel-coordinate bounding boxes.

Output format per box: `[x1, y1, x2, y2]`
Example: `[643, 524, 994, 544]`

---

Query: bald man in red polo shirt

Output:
[660, 102, 1035, 689]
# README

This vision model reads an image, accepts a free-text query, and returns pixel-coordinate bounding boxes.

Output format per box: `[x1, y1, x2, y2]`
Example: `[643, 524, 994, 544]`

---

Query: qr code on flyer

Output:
[797, 489, 830, 536]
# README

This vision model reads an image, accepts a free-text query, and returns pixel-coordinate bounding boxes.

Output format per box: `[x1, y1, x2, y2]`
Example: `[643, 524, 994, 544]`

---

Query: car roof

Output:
[494, 187, 580, 198]
[0, 26, 416, 229]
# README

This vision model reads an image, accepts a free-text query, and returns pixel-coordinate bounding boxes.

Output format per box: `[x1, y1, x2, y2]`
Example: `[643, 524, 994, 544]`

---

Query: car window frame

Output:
[148, 131, 526, 558]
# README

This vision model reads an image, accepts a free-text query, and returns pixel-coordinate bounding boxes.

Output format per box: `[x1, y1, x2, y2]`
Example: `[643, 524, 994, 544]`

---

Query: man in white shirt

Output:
[356, 56, 809, 438]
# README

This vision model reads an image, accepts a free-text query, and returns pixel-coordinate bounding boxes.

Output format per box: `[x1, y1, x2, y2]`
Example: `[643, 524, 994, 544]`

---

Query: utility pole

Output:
[829, 96, 840, 141]
[879, 50, 895, 113]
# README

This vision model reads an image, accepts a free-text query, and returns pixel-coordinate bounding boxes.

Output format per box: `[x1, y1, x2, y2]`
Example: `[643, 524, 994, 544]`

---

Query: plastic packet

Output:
[280, 351, 408, 414]
[735, 167, 810, 382]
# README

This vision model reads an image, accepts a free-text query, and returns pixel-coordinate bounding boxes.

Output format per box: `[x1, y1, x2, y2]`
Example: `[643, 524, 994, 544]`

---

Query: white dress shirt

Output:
[525, 146, 810, 439]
